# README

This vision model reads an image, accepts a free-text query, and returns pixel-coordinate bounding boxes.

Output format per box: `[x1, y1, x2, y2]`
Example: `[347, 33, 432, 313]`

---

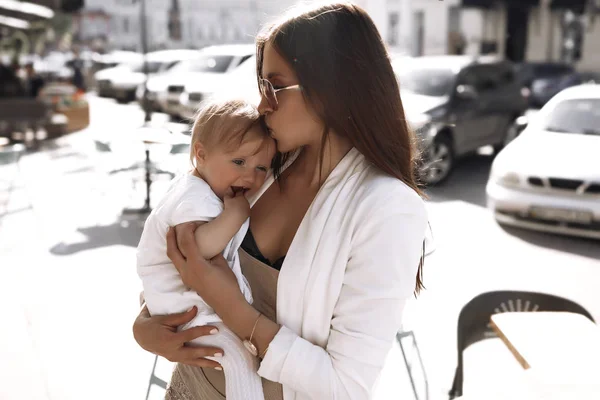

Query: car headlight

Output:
[491, 168, 521, 187]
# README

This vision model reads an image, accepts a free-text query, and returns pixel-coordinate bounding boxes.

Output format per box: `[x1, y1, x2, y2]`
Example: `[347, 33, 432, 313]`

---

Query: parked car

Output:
[530, 70, 600, 108]
[157, 44, 255, 119]
[179, 55, 260, 120]
[91, 50, 143, 72]
[515, 62, 576, 108]
[393, 55, 528, 185]
[135, 52, 210, 113]
[94, 59, 142, 98]
[486, 84, 600, 240]
[112, 49, 201, 103]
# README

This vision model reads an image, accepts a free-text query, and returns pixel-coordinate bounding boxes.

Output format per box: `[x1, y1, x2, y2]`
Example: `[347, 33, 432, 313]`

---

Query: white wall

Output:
[460, 8, 484, 56]
[412, 0, 461, 55]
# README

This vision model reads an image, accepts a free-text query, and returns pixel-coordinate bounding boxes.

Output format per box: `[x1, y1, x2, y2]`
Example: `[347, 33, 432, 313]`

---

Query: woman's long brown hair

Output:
[256, 2, 427, 294]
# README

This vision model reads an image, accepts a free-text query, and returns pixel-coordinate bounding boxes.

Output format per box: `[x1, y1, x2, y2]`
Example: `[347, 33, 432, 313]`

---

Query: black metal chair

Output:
[448, 290, 594, 399]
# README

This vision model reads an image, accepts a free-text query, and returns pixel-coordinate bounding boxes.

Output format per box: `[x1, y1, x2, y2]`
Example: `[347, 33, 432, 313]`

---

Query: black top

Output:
[241, 228, 286, 271]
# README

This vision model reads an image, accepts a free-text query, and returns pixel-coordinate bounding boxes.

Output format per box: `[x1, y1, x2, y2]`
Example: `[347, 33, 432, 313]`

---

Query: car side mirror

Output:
[456, 84, 478, 100]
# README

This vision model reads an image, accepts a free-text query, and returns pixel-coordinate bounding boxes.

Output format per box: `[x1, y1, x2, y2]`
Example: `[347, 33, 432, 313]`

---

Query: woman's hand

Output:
[132, 305, 223, 368]
[166, 223, 247, 317]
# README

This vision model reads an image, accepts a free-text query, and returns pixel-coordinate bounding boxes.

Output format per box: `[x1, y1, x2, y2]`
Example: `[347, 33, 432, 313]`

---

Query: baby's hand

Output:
[223, 191, 250, 221]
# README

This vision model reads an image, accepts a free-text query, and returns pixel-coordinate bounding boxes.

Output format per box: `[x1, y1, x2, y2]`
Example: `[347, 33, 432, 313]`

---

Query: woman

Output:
[133, 3, 428, 399]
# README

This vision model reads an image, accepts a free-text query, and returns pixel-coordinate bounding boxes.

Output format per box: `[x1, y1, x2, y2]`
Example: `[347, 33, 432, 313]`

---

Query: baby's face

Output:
[200, 127, 276, 200]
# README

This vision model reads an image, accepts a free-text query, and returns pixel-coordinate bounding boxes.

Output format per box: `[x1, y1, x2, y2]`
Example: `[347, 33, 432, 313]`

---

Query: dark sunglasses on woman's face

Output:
[259, 78, 301, 111]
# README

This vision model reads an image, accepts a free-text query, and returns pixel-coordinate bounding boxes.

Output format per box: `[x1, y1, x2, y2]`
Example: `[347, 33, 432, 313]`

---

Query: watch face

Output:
[243, 339, 258, 356]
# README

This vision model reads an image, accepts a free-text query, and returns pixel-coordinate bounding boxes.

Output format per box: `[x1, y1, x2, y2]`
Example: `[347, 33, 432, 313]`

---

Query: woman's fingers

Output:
[159, 306, 198, 328]
[187, 357, 223, 369]
[177, 324, 219, 343]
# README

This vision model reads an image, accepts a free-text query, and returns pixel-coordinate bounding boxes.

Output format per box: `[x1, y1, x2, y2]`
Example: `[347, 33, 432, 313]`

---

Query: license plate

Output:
[530, 206, 593, 224]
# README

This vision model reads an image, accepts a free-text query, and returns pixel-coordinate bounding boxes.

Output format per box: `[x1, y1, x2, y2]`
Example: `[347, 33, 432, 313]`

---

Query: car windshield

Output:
[396, 67, 456, 97]
[542, 99, 600, 136]
[130, 61, 165, 74]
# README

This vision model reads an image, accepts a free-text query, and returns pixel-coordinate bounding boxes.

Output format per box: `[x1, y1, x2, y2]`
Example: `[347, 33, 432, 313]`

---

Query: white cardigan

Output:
[245, 147, 428, 400]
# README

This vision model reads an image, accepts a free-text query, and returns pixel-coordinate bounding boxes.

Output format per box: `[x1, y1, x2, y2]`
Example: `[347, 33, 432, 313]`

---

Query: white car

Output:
[94, 60, 142, 98]
[179, 55, 260, 120]
[486, 84, 600, 239]
[112, 49, 201, 103]
[158, 44, 255, 118]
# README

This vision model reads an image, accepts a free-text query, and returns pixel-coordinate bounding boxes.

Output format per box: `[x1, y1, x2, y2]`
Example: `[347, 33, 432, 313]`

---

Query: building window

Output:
[123, 17, 129, 33]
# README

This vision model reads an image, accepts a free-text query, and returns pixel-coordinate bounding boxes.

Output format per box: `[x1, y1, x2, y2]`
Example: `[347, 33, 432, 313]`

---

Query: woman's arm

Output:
[166, 224, 280, 355]
[167, 193, 427, 399]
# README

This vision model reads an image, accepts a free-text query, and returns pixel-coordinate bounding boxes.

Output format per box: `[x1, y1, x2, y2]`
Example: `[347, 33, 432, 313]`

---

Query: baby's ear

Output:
[193, 142, 207, 163]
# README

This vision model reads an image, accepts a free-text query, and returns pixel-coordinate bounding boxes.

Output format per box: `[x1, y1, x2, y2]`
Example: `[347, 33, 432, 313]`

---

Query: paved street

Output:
[1, 95, 598, 400]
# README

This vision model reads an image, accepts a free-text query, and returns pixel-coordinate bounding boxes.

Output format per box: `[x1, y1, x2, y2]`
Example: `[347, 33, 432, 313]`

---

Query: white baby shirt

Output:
[137, 173, 252, 327]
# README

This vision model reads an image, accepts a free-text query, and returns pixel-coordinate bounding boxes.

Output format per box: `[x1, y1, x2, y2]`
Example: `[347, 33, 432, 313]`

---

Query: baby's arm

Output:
[175, 193, 250, 260]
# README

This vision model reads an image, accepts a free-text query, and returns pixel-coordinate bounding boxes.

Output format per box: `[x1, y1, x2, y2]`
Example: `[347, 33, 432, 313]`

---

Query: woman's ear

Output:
[193, 142, 207, 165]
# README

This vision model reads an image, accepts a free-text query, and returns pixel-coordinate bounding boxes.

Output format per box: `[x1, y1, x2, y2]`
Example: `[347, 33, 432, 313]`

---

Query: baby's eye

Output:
[257, 166, 268, 172]
[232, 159, 245, 166]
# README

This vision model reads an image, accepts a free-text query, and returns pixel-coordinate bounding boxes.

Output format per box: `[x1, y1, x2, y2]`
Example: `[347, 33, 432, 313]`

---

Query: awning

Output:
[0, 0, 54, 22]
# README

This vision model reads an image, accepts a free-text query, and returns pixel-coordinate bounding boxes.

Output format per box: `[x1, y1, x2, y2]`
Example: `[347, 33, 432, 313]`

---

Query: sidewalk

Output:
[0, 102, 180, 399]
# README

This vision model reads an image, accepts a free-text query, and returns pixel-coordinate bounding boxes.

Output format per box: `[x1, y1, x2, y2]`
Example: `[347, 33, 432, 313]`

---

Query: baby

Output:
[137, 99, 276, 400]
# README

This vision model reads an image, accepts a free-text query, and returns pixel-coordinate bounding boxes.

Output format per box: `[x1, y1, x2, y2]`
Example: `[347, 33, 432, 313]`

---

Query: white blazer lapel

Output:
[277, 148, 366, 340]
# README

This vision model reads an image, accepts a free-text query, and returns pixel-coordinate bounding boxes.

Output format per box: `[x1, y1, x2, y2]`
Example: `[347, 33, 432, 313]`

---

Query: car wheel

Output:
[420, 134, 454, 186]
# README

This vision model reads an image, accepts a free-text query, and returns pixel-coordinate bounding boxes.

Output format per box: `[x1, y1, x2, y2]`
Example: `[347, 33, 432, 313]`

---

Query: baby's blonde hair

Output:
[190, 98, 266, 165]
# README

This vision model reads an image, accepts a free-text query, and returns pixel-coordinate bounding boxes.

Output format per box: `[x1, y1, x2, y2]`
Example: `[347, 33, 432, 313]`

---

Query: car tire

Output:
[420, 133, 454, 186]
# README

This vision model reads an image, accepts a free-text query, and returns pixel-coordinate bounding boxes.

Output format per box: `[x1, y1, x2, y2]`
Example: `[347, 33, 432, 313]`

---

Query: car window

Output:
[130, 61, 163, 74]
[533, 64, 573, 77]
[497, 65, 516, 85]
[396, 66, 456, 97]
[459, 66, 498, 93]
[237, 55, 252, 66]
[541, 99, 600, 135]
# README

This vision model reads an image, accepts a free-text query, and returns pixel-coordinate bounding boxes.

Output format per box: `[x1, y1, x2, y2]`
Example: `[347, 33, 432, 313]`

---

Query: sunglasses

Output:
[259, 78, 301, 111]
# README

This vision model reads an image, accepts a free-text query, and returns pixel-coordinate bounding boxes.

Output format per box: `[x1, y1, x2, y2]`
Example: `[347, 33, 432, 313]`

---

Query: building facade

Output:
[376, 0, 600, 72]
[73, 0, 297, 52]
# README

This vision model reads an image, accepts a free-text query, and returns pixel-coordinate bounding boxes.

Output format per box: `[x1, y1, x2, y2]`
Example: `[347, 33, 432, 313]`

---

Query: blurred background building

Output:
[379, 0, 600, 72]
[71, 0, 298, 52]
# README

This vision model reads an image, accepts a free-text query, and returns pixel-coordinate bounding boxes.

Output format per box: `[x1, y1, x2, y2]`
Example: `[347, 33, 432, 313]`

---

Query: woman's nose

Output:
[257, 95, 273, 115]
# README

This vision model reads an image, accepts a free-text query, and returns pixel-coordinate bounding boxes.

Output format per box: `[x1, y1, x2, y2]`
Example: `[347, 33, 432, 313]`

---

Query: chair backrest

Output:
[448, 290, 594, 399]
